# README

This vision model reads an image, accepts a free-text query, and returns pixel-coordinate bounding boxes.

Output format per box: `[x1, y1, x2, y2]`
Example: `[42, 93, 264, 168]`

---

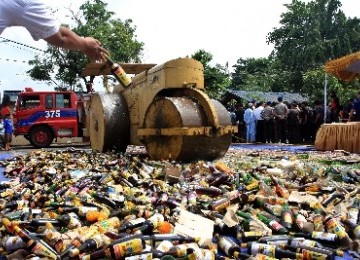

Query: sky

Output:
[0, 0, 359, 93]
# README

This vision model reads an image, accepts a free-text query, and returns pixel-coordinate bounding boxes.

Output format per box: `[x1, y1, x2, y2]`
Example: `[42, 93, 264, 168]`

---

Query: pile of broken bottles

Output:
[0, 147, 358, 259]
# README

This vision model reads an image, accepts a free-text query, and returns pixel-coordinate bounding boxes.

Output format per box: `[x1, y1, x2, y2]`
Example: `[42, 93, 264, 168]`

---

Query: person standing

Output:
[313, 100, 325, 134]
[243, 103, 256, 143]
[330, 91, 341, 122]
[0, 117, 5, 149]
[273, 97, 288, 143]
[350, 91, 360, 122]
[253, 101, 265, 143]
[3, 113, 13, 151]
[287, 103, 301, 144]
[0, 0, 108, 61]
[299, 102, 310, 143]
[261, 101, 275, 143]
[235, 103, 245, 142]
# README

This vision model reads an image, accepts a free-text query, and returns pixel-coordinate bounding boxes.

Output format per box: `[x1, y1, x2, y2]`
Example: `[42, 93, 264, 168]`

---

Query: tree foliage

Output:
[230, 0, 360, 104]
[191, 49, 230, 100]
[27, 0, 144, 90]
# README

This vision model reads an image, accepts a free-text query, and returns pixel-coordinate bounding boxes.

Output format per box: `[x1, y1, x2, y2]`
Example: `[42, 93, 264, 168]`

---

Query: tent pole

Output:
[324, 73, 328, 123]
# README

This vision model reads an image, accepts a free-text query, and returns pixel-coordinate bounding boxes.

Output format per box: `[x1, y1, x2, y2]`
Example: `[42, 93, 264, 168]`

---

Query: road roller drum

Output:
[88, 93, 130, 152]
[142, 96, 232, 161]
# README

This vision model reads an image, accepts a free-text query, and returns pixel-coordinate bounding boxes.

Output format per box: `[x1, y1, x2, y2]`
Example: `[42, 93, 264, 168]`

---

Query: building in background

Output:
[223, 90, 309, 106]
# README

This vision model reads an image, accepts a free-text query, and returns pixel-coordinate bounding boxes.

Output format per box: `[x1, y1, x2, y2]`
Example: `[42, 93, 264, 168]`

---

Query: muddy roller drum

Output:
[143, 96, 232, 162]
[88, 93, 130, 152]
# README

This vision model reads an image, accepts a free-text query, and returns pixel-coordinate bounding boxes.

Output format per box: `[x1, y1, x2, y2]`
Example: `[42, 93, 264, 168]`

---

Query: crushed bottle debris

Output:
[0, 147, 359, 259]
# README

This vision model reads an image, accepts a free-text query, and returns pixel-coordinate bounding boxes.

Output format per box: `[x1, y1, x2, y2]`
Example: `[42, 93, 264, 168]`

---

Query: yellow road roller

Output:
[82, 57, 237, 162]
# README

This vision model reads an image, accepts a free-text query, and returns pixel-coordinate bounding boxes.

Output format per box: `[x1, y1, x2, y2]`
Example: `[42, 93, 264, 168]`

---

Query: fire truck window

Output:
[56, 94, 71, 108]
[45, 95, 53, 109]
[20, 95, 40, 110]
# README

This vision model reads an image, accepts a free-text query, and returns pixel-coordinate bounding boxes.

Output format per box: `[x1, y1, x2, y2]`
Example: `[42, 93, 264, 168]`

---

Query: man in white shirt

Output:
[0, 0, 107, 61]
[244, 103, 256, 143]
[253, 101, 265, 143]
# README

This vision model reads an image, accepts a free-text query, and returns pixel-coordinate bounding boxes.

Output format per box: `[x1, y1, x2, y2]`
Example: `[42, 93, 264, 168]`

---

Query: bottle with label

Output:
[255, 198, 280, 217]
[92, 216, 121, 233]
[290, 231, 339, 248]
[150, 234, 199, 248]
[340, 215, 360, 239]
[283, 244, 332, 259]
[311, 208, 325, 232]
[237, 230, 267, 242]
[104, 55, 132, 88]
[251, 195, 287, 206]
[12, 225, 60, 259]
[244, 242, 298, 259]
[68, 234, 112, 257]
[324, 215, 353, 249]
[150, 248, 195, 259]
[134, 213, 165, 235]
[118, 217, 146, 234]
[280, 204, 293, 230]
[103, 235, 146, 259]
[270, 175, 289, 198]
[257, 213, 288, 234]
[217, 235, 242, 258]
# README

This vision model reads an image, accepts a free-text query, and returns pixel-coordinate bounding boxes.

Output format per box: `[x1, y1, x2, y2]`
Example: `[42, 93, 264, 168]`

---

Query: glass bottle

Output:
[217, 236, 242, 259]
[270, 175, 289, 198]
[13, 225, 60, 259]
[105, 56, 132, 88]
[118, 217, 146, 234]
[107, 235, 145, 258]
[68, 234, 112, 257]
[324, 215, 353, 249]
[257, 213, 288, 234]
[134, 212, 164, 235]
[280, 204, 293, 230]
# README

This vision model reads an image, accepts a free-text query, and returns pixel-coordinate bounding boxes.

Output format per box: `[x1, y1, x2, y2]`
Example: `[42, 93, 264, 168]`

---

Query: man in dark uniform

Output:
[273, 96, 288, 143]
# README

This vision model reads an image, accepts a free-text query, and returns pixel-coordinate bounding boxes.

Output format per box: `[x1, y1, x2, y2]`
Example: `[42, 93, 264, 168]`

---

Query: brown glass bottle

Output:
[13, 225, 60, 259]
[105, 56, 132, 88]
[324, 215, 353, 249]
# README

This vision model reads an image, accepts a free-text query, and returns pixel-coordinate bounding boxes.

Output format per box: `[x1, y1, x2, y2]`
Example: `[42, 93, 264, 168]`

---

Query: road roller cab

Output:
[13, 88, 89, 148]
[82, 57, 237, 161]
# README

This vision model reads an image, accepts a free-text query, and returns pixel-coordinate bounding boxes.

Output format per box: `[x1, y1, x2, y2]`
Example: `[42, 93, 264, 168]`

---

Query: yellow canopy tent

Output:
[315, 51, 360, 153]
[325, 51, 360, 81]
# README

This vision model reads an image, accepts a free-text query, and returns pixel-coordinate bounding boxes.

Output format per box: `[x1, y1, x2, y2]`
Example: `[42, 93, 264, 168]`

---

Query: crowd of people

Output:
[229, 91, 360, 144]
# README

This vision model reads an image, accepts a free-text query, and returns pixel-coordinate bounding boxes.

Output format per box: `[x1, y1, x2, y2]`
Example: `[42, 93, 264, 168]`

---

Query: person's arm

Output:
[45, 26, 108, 61]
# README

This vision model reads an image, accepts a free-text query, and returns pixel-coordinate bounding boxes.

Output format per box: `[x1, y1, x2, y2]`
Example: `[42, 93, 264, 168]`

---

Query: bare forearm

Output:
[44, 26, 108, 61]
[46, 26, 85, 50]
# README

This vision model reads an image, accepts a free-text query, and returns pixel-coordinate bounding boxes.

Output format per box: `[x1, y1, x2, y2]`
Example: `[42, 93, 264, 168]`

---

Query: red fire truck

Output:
[13, 88, 89, 148]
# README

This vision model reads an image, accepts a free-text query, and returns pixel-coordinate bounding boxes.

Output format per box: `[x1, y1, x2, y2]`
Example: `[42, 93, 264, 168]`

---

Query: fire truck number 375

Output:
[45, 110, 61, 118]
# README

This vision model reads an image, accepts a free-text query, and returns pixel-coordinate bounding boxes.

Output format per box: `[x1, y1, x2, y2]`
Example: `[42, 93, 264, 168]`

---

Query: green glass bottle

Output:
[257, 213, 288, 234]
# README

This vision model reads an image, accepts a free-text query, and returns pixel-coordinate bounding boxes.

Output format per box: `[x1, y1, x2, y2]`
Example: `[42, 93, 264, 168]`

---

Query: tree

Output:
[27, 0, 144, 90]
[230, 57, 295, 92]
[191, 50, 230, 100]
[266, 0, 360, 94]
